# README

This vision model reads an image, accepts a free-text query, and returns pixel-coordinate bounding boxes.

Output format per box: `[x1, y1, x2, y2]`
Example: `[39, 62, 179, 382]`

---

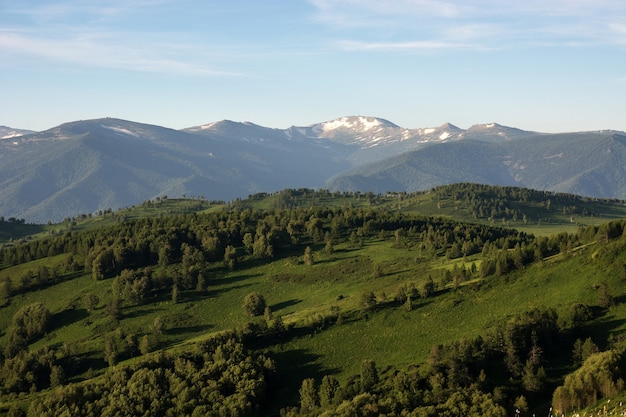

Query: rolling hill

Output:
[2, 187, 626, 416]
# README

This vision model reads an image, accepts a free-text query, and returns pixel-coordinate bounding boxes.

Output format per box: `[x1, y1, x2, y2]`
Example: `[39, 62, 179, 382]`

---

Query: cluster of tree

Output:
[0, 256, 81, 302]
[279, 308, 585, 417]
[3, 302, 51, 358]
[21, 334, 275, 417]
[430, 183, 621, 221]
[0, 303, 69, 396]
[0, 345, 68, 396]
[552, 347, 626, 414]
[1, 202, 542, 312]
[0, 217, 26, 225]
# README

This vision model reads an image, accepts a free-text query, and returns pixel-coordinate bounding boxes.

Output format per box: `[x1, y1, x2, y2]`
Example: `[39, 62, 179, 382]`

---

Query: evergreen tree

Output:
[299, 378, 319, 411]
[319, 375, 340, 407]
[360, 359, 378, 392]
[304, 246, 314, 266]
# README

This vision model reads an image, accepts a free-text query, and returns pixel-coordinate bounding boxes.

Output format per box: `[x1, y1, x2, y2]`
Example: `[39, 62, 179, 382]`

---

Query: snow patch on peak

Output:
[199, 122, 217, 130]
[439, 132, 451, 140]
[1, 133, 25, 139]
[102, 125, 139, 137]
[321, 117, 354, 131]
[318, 116, 396, 133]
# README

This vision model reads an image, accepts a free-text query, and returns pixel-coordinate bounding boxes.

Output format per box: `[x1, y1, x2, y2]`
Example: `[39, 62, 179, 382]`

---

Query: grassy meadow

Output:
[2, 184, 626, 416]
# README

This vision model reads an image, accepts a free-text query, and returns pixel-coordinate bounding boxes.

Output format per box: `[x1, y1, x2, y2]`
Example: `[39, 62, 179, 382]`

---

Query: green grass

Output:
[2, 186, 626, 415]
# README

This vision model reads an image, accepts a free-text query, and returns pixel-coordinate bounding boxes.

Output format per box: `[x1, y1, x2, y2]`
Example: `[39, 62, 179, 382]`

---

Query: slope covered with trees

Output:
[1, 185, 626, 416]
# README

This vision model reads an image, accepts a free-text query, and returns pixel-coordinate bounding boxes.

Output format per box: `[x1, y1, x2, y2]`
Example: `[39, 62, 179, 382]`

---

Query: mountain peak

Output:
[438, 122, 462, 131]
[467, 122, 503, 130]
[314, 116, 399, 133]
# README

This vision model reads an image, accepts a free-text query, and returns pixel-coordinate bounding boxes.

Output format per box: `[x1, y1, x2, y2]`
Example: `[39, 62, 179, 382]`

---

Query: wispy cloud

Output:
[5, 0, 174, 22]
[308, 0, 626, 51]
[0, 29, 244, 77]
[338, 39, 476, 52]
[0, 1, 248, 77]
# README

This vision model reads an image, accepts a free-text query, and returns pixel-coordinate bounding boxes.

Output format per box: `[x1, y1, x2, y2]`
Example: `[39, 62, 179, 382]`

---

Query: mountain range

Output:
[1, 116, 625, 223]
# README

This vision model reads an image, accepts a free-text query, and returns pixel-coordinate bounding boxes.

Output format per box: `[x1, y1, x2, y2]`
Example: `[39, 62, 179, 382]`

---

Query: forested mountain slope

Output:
[1, 187, 626, 416]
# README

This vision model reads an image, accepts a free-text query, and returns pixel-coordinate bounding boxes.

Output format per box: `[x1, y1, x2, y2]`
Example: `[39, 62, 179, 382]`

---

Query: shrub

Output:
[243, 292, 267, 317]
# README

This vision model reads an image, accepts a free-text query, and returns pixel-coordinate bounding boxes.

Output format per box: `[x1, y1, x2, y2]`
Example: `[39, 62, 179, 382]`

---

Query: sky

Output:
[1, 0, 625, 133]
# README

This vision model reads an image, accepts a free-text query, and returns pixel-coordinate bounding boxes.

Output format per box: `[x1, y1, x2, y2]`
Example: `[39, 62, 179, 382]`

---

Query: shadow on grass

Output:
[265, 348, 341, 412]
[167, 323, 213, 336]
[270, 298, 302, 312]
[191, 283, 254, 301]
[575, 316, 626, 350]
[123, 306, 162, 319]
[207, 273, 262, 287]
[50, 307, 89, 331]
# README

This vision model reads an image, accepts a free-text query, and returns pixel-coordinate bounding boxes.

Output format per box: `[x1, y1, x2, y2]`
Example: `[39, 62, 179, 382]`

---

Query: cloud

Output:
[338, 39, 475, 52]
[308, 0, 626, 50]
[0, 29, 244, 77]
[6, 0, 174, 22]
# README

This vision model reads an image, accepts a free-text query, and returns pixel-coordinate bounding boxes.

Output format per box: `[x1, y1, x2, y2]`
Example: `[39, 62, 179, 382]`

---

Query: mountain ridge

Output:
[2, 115, 626, 223]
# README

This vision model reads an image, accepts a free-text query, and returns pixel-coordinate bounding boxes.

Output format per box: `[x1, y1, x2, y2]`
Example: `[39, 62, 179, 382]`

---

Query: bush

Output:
[243, 292, 267, 317]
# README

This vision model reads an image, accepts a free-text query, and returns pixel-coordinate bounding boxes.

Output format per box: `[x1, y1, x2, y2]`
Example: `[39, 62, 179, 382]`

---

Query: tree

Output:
[580, 337, 600, 362]
[304, 246, 314, 266]
[152, 316, 165, 338]
[172, 284, 179, 304]
[224, 245, 237, 270]
[104, 336, 118, 367]
[196, 273, 205, 292]
[11, 301, 50, 342]
[50, 365, 66, 387]
[522, 360, 546, 393]
[360, 291, 377, 311]
[360, 359, 378, 392]
[299, 378, 319, 411]
[243, 233, 254, 255]
[419, 276, 435, 298]
[598, 282, 615, 308]
[106, 297, 122, 322]
[393, 228, 408, 248]
[6, 404, 26, 417]
[243, 292, 267, 317]
[319, 375, 340, 407]
[82, 292, 99, 312]
[514, 395, 528, 414]
[139, 334, 153, 355]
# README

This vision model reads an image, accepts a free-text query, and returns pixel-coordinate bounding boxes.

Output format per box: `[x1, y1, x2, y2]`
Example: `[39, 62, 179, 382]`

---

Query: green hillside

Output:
[1, 185, 626, 416]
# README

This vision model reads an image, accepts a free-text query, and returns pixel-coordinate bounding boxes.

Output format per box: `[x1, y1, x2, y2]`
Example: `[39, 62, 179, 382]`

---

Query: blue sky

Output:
[1, 0, 625, 132]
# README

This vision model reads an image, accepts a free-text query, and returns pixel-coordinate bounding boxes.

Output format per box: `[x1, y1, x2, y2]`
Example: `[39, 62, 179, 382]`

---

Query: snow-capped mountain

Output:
[2, 115, 625, 223]
[286, 116, 464, 149]
[188, 116, 536, 165]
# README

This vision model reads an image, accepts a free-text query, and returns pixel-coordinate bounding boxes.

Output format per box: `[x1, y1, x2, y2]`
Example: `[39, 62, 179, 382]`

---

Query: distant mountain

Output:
[0, 118, 352, 223]
[1, 115, 624, 223]
[193, 116, 537, 165]
[0, 126, 36, 139]
[327, 131, 626, 199]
